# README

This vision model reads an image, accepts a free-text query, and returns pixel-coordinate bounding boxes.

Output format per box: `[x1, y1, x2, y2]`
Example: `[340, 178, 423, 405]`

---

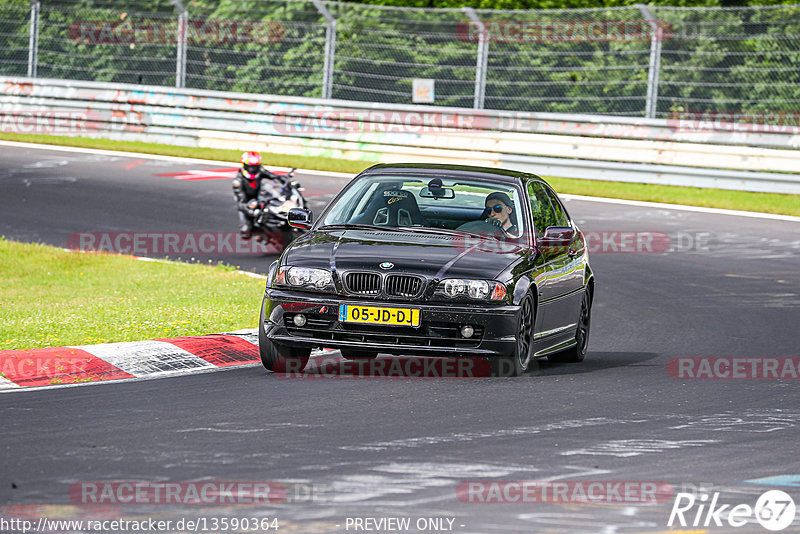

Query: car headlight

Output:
[438, 279, 507, 301]
[275, 266, 334, 292]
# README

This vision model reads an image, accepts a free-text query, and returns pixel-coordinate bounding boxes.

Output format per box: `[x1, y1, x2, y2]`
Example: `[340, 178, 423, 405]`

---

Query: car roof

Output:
[359, 163, 545, 185]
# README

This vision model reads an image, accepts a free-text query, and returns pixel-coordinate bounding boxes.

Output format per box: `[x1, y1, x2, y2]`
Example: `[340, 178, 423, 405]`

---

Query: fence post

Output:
[171, 0, 188, 88]
[637, 4, 662, 119]
[27, 0, 40, 78]
[462, 7, 487, 109]
[311, 0, 336, 99]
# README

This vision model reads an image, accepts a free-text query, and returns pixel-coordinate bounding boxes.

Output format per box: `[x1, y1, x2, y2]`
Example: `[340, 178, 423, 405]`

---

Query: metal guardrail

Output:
[1, 77, 799, 195]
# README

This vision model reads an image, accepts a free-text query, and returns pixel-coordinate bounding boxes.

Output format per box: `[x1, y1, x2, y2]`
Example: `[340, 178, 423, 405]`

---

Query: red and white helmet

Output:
[240, 151, 262, 179]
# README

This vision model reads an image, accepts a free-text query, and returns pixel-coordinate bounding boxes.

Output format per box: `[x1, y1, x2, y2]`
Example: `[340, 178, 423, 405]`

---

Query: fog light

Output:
[293, 314, 307, 327]
[461, 325, 474, 338]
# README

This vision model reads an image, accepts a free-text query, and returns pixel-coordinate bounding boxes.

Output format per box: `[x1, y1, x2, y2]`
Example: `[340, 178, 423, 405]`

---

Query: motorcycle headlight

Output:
[276, 266, 334, 292]
[438, 279, 507, 301]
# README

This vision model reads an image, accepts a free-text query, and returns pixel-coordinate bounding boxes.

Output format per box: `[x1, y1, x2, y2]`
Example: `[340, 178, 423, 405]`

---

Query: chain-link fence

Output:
[653, 5, 800, 116]
[0, 1, 32, 77]
[2, 0, 799, 118]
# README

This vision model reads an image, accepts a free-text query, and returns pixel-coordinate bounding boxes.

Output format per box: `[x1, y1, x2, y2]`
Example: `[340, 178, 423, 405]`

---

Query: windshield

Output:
[321, 174, 526, 239]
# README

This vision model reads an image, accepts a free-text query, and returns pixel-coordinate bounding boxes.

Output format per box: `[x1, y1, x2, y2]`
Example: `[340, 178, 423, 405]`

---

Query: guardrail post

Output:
[637, 4, 662, 119]
[462, 7, 488, 109]
[311, 0, 336, 99]
[27, 0, 40, 78]
[171, 0, 188, 88]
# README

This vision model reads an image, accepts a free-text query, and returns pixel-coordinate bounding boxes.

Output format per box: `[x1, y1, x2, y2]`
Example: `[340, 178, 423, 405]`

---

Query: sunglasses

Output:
[487, 204, 506, 213]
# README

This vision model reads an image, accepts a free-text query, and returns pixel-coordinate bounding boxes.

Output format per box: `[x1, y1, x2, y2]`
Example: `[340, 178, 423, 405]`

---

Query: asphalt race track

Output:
[2, 143, 800, 533]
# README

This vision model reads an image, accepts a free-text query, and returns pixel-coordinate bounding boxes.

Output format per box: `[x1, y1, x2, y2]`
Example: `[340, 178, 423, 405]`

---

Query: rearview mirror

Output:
[419, 186, 455, 199]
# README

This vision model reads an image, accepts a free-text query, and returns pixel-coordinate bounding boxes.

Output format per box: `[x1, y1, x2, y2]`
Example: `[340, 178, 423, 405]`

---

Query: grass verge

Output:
[1, 132, 797, 216]
[0, 132, 370, 174]
[545, 176, 800, 217]
[0, 238, 266, 350]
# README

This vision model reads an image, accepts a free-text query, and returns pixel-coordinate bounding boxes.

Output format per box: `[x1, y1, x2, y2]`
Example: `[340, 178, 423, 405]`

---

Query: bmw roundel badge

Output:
[379, 262, 394, 270]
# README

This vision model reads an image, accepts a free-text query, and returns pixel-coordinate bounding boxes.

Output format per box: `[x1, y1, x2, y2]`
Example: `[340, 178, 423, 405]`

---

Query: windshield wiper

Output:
[318, 224, 409, 232]
[397, 226, 498, 241]
[320, 224, 500, 241]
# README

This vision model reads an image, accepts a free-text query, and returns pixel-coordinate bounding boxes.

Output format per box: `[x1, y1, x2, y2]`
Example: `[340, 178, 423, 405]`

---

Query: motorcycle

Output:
[249, 168, 308, 251]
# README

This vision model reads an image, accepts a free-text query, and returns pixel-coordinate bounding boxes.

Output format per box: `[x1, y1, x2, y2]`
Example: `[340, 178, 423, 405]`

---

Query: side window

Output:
[543, 185, 570, 227]
[527, 182, 557, 237]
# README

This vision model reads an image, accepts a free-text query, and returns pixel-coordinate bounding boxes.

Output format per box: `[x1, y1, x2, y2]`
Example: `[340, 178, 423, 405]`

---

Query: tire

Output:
[548, 288, 592, 363]
[340, 349, 378, 360]
[491, 294, 535, 377]
[259, 306, 310, 373]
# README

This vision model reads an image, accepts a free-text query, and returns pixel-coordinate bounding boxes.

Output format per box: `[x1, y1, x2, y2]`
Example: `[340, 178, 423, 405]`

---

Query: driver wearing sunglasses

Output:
[483, 191, 518, 235]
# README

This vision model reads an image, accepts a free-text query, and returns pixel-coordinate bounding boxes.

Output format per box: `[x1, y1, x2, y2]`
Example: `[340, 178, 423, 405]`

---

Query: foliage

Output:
[1, 0, 797, 116]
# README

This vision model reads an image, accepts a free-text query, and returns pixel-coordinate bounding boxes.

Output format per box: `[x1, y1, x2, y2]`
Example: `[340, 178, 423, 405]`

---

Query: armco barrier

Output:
[1, 77, 799, 194]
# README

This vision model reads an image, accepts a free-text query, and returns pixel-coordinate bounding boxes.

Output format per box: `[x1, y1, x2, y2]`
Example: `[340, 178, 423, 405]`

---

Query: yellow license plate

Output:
[339, 305, 420, 327]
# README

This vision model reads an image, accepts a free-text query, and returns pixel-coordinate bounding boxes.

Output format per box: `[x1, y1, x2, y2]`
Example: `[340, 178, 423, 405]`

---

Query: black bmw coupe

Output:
[259, 163, 594, 377]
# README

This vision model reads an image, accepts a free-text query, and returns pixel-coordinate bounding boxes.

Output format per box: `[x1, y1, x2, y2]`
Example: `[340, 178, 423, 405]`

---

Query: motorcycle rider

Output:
[232, 151, 288, 240]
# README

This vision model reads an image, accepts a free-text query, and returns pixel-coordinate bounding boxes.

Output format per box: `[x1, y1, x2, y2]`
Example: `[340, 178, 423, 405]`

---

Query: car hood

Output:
[283, 229, 525, 280]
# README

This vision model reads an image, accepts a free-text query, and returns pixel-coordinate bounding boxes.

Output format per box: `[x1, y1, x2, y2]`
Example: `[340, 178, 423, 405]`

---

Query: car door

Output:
[528, 181, 572, 343]
[541, 184, 585, 342]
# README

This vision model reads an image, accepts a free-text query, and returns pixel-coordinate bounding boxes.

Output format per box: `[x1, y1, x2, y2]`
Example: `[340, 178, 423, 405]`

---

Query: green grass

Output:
[1, 132, 797, 216]
[0, 132, 370, 174]
[545, 176, 800, 217]
[0, 238, 266, 350]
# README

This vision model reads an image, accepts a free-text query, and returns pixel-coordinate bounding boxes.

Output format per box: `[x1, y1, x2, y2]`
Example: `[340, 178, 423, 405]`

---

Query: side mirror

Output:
[288, 208, 312, 230]
[539, 226, 574, 251]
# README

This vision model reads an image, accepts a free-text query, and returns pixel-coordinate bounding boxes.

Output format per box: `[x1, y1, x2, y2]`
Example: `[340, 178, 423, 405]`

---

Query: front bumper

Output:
[262, 289, 519, 357]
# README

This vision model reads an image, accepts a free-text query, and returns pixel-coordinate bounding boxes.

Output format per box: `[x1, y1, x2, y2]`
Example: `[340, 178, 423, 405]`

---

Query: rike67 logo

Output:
[668, 490, 796, 531]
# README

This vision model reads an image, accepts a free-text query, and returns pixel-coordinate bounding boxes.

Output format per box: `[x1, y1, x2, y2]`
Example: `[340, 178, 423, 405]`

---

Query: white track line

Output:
[133, 256, 268, 279]
[561, 193, 800, 223]
[0, 140, 353, 178]
[2, 140, 796, 221]
[64, 250, 268, 280]
[0, 375, 21, 390]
